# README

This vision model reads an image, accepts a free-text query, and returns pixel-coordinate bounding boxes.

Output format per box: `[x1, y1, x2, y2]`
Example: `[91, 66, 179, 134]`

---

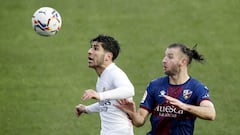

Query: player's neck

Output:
[169, 71, 190, 85]
[95, 62, 112, 77]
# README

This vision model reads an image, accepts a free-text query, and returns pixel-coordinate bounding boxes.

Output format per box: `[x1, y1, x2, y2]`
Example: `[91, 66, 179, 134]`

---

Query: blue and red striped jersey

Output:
[140, 76, 211, 135]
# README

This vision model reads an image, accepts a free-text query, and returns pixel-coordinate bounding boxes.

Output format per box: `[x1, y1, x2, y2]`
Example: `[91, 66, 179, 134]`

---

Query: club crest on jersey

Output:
[183, 89, 192, 100]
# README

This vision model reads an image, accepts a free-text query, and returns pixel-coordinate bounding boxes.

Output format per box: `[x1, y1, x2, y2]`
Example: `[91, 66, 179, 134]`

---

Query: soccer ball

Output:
[32, 7, 62, 36]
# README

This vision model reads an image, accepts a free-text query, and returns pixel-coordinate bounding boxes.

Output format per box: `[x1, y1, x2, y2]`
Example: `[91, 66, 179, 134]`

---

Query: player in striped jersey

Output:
[116, 43, 216, 135]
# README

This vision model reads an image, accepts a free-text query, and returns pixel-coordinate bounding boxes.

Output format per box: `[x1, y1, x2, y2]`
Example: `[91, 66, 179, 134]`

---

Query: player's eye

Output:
[89, 45, 99, 51]
[167, 54, 174, 59]
[93, 46, 98, 50]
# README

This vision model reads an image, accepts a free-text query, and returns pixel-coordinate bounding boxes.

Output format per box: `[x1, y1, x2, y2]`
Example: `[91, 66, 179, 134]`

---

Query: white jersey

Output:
[86, 63, 135, 135]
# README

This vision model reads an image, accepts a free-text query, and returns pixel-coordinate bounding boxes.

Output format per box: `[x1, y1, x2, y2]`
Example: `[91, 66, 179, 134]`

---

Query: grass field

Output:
[0, 0, 239, 135]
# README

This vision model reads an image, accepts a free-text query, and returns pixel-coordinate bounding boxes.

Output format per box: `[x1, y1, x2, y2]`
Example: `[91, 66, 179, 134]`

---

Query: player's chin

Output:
[163, 70, 171, 76]
[163, 69, 167, 74]
[88, 63, 95, 68]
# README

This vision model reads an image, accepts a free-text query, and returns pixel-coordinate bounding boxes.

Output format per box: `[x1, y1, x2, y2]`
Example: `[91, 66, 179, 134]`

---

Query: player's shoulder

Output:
[105, 63, 122, 75]
[188, 77, 208, 90]
[106, 63, 130, 81]
[188, 77, 204, 85]
[110, 63, 127, 76]
[147, 76, 168, 89]
[150, 76, 168, 84]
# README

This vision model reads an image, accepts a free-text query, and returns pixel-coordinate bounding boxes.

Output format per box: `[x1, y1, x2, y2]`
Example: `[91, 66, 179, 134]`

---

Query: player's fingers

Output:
[81, 95, 86, 100]
[117, 100, 121, 104]
[121, 99, 129, 104]
[82, 93, 90, 100]
[117, 99, 124, 104]
[75, 104, 81, 110]
[122, 99, 128, 104]
[163, 95, 171, 101]
[75, 108, 80, 117]
[75, 110, 79, 117]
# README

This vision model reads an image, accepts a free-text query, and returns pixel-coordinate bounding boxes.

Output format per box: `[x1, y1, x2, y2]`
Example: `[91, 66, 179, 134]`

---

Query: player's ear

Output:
[178, 57, 188, 67]
[181, 57, 188, 66]
[105, 52, 113, 61]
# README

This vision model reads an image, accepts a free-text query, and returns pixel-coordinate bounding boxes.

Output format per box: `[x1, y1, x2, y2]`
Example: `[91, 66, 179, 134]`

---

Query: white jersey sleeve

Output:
[99, 85, 134, 100]
[85, 102, 100, 113]
[98, 64, 134, 100]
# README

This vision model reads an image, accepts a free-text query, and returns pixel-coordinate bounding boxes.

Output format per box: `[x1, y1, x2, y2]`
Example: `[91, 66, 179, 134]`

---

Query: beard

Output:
[164, 65, 180, 76]
[88, 54, 105, 68]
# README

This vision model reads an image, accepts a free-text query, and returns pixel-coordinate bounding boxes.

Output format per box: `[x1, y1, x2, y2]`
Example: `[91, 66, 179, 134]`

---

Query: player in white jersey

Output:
[75, 34, 135, 135]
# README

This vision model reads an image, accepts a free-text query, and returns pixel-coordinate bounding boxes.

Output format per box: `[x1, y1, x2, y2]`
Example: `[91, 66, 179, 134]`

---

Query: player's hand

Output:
[114, 99, 136, 116]
[75, 104, 86, 117]
[82, 89, 100, 100]
[164, 95, 186, 110]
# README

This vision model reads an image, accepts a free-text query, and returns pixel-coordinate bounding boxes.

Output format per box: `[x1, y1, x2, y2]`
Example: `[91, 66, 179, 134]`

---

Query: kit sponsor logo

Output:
[99, 99, 111, 112]
[159, 90, 166, 97]
[153, 104, 183, 118]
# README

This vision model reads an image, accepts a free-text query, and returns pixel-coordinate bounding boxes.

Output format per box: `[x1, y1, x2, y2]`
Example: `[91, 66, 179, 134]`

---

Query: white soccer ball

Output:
[32, 7, 62, 36]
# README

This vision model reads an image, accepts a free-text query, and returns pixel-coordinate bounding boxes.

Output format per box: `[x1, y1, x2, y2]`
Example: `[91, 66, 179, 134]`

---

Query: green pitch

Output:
[0, 0, 239, 135]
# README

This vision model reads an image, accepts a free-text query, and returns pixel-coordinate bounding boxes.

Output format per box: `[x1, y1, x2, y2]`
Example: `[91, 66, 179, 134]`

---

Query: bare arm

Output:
[132, 108, 150, 127]
[164, 95, 216, 120]
[184, 100, 216, 120]
[115, 99, 149, 127]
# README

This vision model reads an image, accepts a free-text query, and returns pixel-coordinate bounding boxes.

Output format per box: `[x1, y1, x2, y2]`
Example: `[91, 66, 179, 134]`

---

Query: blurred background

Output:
[0, 0, 239, 134]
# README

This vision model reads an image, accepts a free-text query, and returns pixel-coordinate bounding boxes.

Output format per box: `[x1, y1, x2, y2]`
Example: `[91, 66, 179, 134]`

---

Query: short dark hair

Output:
[91, 34, 120, 61]
[168, 43, 205, 64]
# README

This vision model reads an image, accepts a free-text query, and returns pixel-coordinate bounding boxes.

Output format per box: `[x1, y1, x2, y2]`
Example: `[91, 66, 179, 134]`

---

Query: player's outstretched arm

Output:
[164, 95, 216, 120]
[115, 99, 149, 127]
